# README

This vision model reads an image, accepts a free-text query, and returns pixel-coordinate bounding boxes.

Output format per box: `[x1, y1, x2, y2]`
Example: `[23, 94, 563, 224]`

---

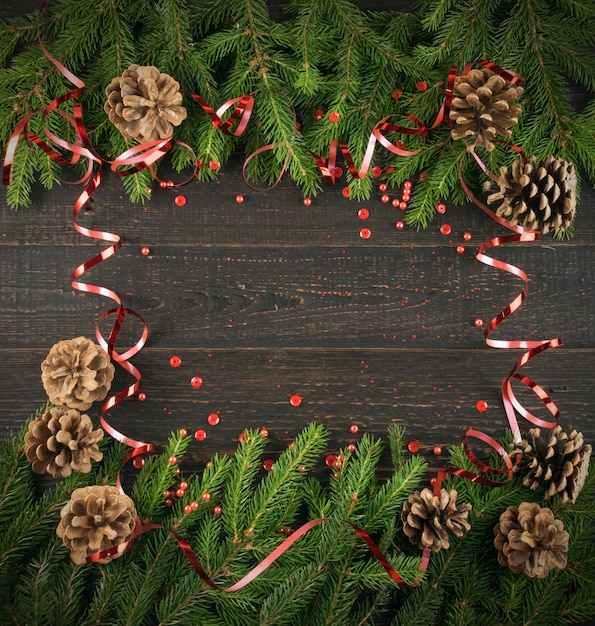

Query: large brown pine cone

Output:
[402, 487, 471, 552]
[41, 337, 115, 411]
[449, 68, 523, 151]
[56, 485, 137, 565]
[25, 406, 103, 478]
[485, 155, 576, 234]
[514, 425, 591, 504]
[104, 64, 187, 142]
[494, 502, 568, 578]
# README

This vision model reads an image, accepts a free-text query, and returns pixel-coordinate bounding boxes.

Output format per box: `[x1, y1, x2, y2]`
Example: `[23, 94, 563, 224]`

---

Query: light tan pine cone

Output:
[514, 425, 591, 504]
[402, 487, 471, 552]
[485, 155, 576, 234]
[494, 502, 568, 578]
[25, 406, 103, 478]
[41, 337, 115, 411]
[449, 68, 523, 151]
[56, 485, 137, 565]
[104, 64, 187, 142]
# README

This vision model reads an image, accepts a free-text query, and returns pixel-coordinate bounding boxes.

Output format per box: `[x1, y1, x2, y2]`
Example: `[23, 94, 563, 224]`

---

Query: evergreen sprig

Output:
[1, 0, 591, 234]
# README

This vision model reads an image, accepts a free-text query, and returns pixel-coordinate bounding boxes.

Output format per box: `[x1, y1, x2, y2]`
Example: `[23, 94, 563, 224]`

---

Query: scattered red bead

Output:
[342, 187, 350, 198]
[392, 88, 403, 99]
[433, 446, 442, 456]
[333, 167, 343, 178]
[303, 197, 312, 206]
[456, 245, 465, 254]
[463, 231, 473, 241]
[328, 111, 340, 122]
[407, 440, 420, 453]
[378, 183, 387, 192]
[475, 399, 489, 412]
[179, 481, 188, 490]
[325, 454, 337, 467]
[404, 180, 412, 189]
[207, 413, 220, 426]
[347, 443, 356, 453]
[474, 318, 484, 327]
[239, 432, 248, 444]
[184, 504, 193, 514]
[371, 166, 382, 178]
[260, 427, 269, 437]
[213, 505, 222, 515]
[179, 428, 188, 438]
[194, 429, 207, 441]
[429, 477, 437, 487]
[289, 394, 302, 407]
[190, 501, 199, 511]
[358, 208, 369, 220]
[314, 109, 325, 120]
[165, 498, 174, 507]
[440, 223, 452, 235]
[416, 80, 428, 91]
[392, 199, 400, 208]
[174, 195, 187, 207]
[399, 201, 407, 210]
[349, 424, 359, 433]
[137, 392, 146, 401]
[209, 160, 220, 170]
[132, 457, 145, 469]
[190, 376, 203, 388]
[176, 488, 185, 498]
[169, 355, 182, 368]
[381, 194, 390, 203]
[202, 492, 211, 501]
[235, 195, 244, 204]
[168, 456, 177, 465]
[359, 227, 371, 239]
[436, 203, 447, 214]
[141, 246, 151, 256]
[263, 459, 275, 471]
[395, 221, 405, 230]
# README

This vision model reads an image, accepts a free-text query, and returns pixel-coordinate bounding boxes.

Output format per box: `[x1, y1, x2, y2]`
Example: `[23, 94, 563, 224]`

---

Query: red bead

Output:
[416, 80, 428, 91]
[341, 187, 350, 198]
[303, 197, 312, 206]
[371, 166, 382, 178]
[179, 481, 188, 490]
[263, 459, 275, 471]
[456, 245, 465, 254]
[395, 221, 405, 230]
[333, 167, 343, 178]
[314, 109, 324, 120]
[260, 427, 269, 437]
[358, 208, 369, 220]
[132, 457, 144, 469]
[475, 400, 489, 412]
[349, 424, 359, 433]
[159, 181, 167, 189]
[436, 203, 447, 214]
[190, 501, 199, 511]
[463, 231, 473, 241]
[392, 88, 403, 99]
[166, 181, 174, 188]
[202, 492, 211, 501]
[168, 456, 177, 465]
[359, 228, 371, 239]
[347, 443, 356, 453]
[433, 446, 442, 456]
[141, 246, 151, 256]
[474, 318, 484, 327]
[213, 505, 222, 515]
[402, 192, 410, 201]
[194, 429, 207, 441]
[325, 455, 337, 467]
[378, 183, 387, 192]
[289, 394, 302, 407]
[176, 488, 185, 498]
[174, 195, 187, 207]
[429, 477, 437, 487]
[407, 440, 420, 453]
[137, 392, 147, 401]
[190, 376, 203, 388]
[328, 111, 340, 122]
[207, 413, 220, 426]
[298, 465, 307, 472]
[399, 201, 407, 210]
[179, 428, 188, 438]
[184, 504, 193, 514]
[440, 223, 452, 235]
[403, 180, 412, 189]
[209, 160, 220, 170]
[235, 195, 244, 204]
[239, 432, 248, 444]
[392, 199, 400, 208]
[381, 194, 390, 203]
[169, 355, 182, 368]
[165, 498, 173, 507]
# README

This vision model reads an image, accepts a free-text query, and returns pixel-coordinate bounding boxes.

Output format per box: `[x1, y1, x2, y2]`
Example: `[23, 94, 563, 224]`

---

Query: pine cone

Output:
[514, 425, 591, 504]
[402, 488, 471, 552]
[56, 485, 137, 565]
[41, 337, 115, 411]
[494, 502, 568, 578]
[104, 64, 187, 142]
[25, 406, 103, 478]
[485, 155, 576, 234]
[449, 68, 523, 151]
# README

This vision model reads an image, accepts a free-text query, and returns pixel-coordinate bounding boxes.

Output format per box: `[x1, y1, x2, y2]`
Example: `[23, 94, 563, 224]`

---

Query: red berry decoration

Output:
[328, 111, 340, 122]
[213, 505, 222, 515]
[440, 223, 452, 235]
[169, 355, 182, 368]
[359, 228, 371, 239]
[474, 318, 484, 327]
[202, 492, 211, 502]
[475, 400, 489, 412]
[260, 427, 269, 437]
[207, 413, 220, 426]
[194, 429, 207, 441]
[378, 183, 387, 192]
[433, 446, 443, 456]
[190, 376, 203, 388]
[209, 160, 220, 170]
[176, 488, 185, 498]
[179, 428, 188, 437]
[174, 195, 187, 207]
[303, 197, 312, 206]
[395, 221, 405, 230]
[347, 443, 356, 453]
[235, 195, 244, 204]
[263, 459, 275, 471]
[168, 456, 177, 465]
[392, 88, 403, 99]
[137, 392, 146, 401]
[141, 246, 151, 256]
[290, 394, 302, 407]
[179, 481, 188, 490]
[371, 166, 382, 178]
[463, 231, 473, 241]
[407, 440, 420, 453]
[456, 245, 466, 254]
[381, 194, 390, 203]
[190, 501, 199, 511]
[358, 208, 369, 220]
[416, 80, 428, 91]
[436, 203, 447, 214]
[132, 457, 144, 469]
[184, 504, 193, 514]
[314, 109, 324, 120]
[349, 424, 359, 433]
[325, 455, 337, 467]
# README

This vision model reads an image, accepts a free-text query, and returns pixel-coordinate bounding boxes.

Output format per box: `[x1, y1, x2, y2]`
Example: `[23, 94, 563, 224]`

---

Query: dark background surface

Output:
[0, 1, 593, 495]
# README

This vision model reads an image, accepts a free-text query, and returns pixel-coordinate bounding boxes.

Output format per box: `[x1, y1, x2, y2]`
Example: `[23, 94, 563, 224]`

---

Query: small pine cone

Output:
[104, 64, 187, 142]
[494, 502, 568, 578]
[25, 406, 103, 478]
[485, 155, 576, 234]
[41, 337, 115, 411]
[449, 68, 523, 151]
[514, 425, 592, 504]
[402, 488, 471, 552]
[56, 485, 137, 565]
